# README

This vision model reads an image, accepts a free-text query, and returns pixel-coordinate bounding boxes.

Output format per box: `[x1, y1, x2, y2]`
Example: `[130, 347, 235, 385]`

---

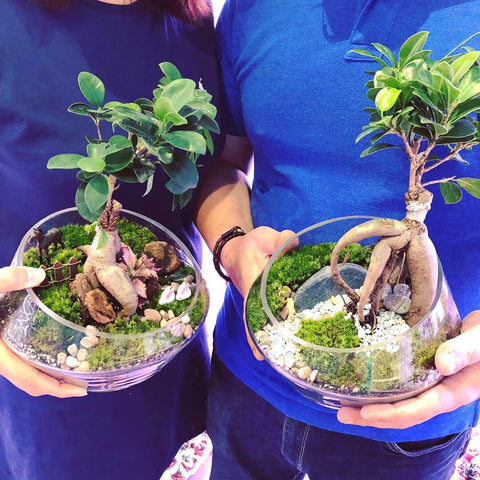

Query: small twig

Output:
[422, 176, 457, 188]
[423, 147, 464, 173]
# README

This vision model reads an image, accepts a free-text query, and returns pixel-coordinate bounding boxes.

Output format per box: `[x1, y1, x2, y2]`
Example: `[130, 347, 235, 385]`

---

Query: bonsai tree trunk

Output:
[82, 199, 138, 318]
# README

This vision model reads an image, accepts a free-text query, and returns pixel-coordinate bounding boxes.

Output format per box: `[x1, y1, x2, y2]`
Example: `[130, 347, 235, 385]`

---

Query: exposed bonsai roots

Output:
[330, 214, 438, 327]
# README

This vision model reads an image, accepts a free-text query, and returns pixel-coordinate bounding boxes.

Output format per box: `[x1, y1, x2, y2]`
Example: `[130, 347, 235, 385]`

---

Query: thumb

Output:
[435, 310, 480, 376]
[0, 267, 46, 294]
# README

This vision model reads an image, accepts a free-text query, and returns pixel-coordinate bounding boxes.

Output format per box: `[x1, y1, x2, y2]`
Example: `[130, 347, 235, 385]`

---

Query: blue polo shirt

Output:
[215, 0, 480, 441]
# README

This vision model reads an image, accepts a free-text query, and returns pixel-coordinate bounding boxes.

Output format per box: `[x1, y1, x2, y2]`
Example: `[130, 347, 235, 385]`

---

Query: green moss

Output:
[36, 282, 82, 325]
[412, 335, 445, 370]
[296, 312, 360, 348]
[61, 224, 95, 248]
[117, 218, 156, 255]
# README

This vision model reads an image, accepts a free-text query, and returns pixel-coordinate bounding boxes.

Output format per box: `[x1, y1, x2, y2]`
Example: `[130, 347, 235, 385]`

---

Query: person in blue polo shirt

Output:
[0, 1, 223, 479]
[195, 1, 480, 478]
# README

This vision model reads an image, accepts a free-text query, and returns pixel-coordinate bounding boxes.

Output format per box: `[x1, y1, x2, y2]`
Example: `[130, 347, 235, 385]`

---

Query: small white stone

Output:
[65, 356, 79, 368]
[56, 352, 67, 365]
[77, 349, 88, 362]
[80, 335, 99, 349]
[67, 344, 78, 357]
[85, 325, 98, 336]
[298, 366, 312, 380]
[184, 325, 194, 338]
[76, 361, 90, 372]
[180, 313, 191, 324]
[309, 369, 319, 383]
[285, 354, 296, 369]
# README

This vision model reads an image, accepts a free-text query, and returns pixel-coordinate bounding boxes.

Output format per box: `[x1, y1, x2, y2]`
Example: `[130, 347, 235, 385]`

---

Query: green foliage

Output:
[47, 64, 219, 221]
[296, 312, 361, 348]
[61, 224, 95, 248]
[116, 218, 156, 255]
[352, 31, 480, 203]
[37, 282, 82, 325]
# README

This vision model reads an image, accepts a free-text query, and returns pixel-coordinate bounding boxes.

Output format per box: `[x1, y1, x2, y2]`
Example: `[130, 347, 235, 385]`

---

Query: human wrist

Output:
[212, 226, 246, 281]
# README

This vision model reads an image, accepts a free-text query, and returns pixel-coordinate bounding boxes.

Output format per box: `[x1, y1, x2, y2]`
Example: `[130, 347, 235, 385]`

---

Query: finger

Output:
[436, 310, 480, 376]
[0, 341, 87, 398]
[0, 267, 46, 294]
[338, 362, 480, 429]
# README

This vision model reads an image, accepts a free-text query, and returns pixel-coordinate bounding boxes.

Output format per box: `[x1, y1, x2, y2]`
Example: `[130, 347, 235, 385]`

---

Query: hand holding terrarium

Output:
[0, 63, 218, 392]
[245, 31, 480, 414]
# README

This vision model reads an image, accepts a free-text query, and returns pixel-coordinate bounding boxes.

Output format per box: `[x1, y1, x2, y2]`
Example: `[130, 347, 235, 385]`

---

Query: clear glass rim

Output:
[16, 207, 206, 340]
[259, 215, 445, 353]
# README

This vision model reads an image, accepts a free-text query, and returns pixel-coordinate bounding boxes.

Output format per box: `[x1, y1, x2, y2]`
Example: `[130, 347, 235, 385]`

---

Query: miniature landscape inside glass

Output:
[245, 228, 462, 406]
[0, 210, 208, 378]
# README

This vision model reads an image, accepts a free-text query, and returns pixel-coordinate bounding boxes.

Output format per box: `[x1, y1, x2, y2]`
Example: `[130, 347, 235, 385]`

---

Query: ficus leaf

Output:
[360, 143, 401, 157]
[164, 131, 206, 154]
[78, 156, 106, 173]
[160, 79, 196, 112]
[159, 62, 182, 80]
[398, 31, 429, 68]
[96, 229, 108, 250]
[47, 154, 84, 169]
[451, 51, 480, 84]
[78, 72, 105, 108]
[456, 177, 480, 198]
[85, 173, 110, 213]
[440, 182, 463, 204]
[375, 87, 401, 112]
[75, 184, 105, 222]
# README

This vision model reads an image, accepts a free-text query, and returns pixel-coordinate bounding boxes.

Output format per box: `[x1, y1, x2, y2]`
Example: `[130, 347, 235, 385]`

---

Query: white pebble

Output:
[77, 349, 88, 362]
[56, 352, 67, 365]
[66, 356, 79, 368]
[67, 344, 78, 357]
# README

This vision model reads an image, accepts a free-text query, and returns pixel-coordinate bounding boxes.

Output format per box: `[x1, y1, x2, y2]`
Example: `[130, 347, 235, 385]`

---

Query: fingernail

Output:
[441, 350, 458, 375]
[25, 268, 46, 287]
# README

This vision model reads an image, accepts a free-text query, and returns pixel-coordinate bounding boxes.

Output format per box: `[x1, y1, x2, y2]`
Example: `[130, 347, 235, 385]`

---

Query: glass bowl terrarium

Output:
[245, 216, 461, 409]
[0, 208, 208, 392]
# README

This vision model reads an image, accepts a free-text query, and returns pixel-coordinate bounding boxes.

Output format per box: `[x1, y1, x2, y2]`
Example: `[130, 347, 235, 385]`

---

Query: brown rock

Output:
[69, 273, 94, 302]
[143, 241, 182, 274]
[84, 289, 116, 324]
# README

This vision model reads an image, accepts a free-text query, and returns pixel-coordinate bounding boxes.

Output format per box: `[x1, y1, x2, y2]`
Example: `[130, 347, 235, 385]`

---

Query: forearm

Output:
[195, 160, 253, 253]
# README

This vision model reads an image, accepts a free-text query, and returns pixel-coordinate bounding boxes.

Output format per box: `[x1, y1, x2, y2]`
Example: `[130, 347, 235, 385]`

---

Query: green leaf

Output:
[360, 143, 401, 157]
[159, 62, 182, 80]
[132, 157, 156, 183]
[437, 118, 477, 143]
[375, 87, 401, 112]
[109, 135, 131, 149]
[142, 140, 174, 164]
[372, 43, 397, 67]
[85, 173, 110, 213]
[160, 79, 196, 111]
[75, 184, 105, 222]
[177, 188, 194, 209]
[135, 97, 153, 111]
[203, 129, 214, 155]
[96, 229, 108, 249]
[440, 182, 463, 204]
[78, 156, 106, 173]
[163, 151, 199, 190]
[153, 97, 188, 126]
[398, 31, 429, 68]
[456, 177, 480, 198]
[47, 154, 84, 169]
[355, 126, 381, 144]
[68, 102, 94, 117]
[197, 115, 220, 134]
[348, 48, 388, 67]
[164, 131, 206, 154]
[78, 72, 105, 108]
[450, 51, 480, 84]
[86, 143, 107, 158]
[76, 170, 96, 182]
[165, 178, 190, 195]
[450, 97, 480, 122]
[103, 146, 134, 173]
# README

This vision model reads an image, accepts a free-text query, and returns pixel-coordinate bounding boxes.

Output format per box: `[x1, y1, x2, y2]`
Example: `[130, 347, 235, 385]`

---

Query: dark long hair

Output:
[34, 0, 212, 25]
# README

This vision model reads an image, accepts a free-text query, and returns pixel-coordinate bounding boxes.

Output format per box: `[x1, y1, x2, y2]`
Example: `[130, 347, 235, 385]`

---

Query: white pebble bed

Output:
[255, 291, 411, 383]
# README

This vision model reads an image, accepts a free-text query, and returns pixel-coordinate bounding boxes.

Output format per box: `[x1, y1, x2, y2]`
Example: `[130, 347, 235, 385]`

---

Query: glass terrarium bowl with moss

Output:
[0, 208, 208, 392]
[244, 216, 461, 409]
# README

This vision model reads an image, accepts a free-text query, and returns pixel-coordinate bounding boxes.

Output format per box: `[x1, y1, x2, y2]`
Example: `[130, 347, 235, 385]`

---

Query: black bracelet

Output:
[212, 226, 246, 282]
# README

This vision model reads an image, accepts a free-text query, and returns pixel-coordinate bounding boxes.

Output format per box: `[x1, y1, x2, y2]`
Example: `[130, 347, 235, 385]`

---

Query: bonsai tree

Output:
[46, 62, 218, 318]
[329, 31, 480, 327]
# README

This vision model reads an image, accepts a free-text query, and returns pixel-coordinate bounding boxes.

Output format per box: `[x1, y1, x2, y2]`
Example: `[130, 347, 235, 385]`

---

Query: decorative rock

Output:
[57, 352, 67, 365]
[144, 308, 162, 322]
[284, 354, 296, 369]
[170, 322, 186, 337]
[309, 369, 319, 383]
[382, 283, 393, 299]
[76, 361, 90, 372]
[160, 319, 168, 328]
[393, 283, 411, 298]
[168, 309, 175, 319]
[180, 313, 191, 324]
[176, 282, 192, 301]
[160, 310, 169, 320]
[383, 293, 411, 314]
[184, 325, 194, 338]
[84, 289, 115, 324]
[159, 286, 175, 305]
[144, 241, 182, 274]
[65, 356, 79, 368]
[80, 335, 99, 349]
[67, 344, 79, 357]
[85, 325, 98, 336]
[298, 366, 312, 380]
[77, 349, 88, 362]
[285, 297, 295, 315]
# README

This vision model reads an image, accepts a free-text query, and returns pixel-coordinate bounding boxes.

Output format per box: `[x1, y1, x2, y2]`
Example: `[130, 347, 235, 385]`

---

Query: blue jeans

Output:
[207, 351, 471, 480]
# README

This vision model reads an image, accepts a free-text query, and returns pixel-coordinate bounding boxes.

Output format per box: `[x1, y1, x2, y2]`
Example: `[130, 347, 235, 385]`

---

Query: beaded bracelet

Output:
[212, 226, 246, 282]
